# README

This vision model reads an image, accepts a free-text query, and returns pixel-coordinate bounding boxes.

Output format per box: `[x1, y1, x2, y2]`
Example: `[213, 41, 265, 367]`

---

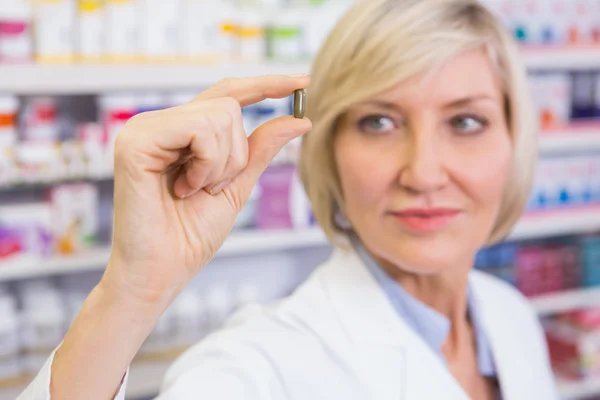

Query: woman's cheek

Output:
[338, 141, 399, 206]
[467, 142, 512, 204]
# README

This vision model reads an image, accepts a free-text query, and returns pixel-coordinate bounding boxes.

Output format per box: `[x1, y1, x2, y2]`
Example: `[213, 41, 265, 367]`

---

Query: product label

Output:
[0, 21, 32, 61]
[268, 27, 303, 61]
[35, 0, 76, 59]
[105, 0, 137, 58]
[78, 2, 104, 58]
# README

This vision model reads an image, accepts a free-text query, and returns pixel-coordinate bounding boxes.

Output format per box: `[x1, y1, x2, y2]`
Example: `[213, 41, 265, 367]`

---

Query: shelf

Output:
[0, 247, 112, 281]
[0, 63, 311, 95]
[0, 360, 170, 400]
[0, 171, 114, 191]
[0, 228, 329, 282]
[557, 377, 600, 400]
[0, 47, 598, 94]
[509, 206, 600, 241]
[521, 46, 600, 70]
[539, 124, 600, 154]
[0, 346, 596, 400]
[1, 207, 600, 281]
[127, 361, 171, 399]
[530, 287, 600, 316]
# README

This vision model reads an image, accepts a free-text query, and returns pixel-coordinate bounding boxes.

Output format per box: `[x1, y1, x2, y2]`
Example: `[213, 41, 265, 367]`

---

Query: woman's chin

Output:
[377, 241, 469, 277]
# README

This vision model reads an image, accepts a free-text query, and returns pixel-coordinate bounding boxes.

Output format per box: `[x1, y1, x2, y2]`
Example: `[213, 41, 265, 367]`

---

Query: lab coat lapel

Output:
[320, 249, 470, 400]
[470, 273, 537, 400]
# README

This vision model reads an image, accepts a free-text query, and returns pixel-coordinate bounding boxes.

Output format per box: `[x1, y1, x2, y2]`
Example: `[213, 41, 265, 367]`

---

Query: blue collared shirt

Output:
[350, 235, 497, 378]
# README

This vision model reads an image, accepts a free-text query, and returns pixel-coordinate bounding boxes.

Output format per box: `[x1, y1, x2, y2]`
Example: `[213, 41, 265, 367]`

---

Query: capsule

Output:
[293, 89, 306, 119]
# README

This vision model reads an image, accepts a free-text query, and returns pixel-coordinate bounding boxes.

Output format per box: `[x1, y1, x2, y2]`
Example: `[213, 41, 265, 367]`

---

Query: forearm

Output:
[50, 269, 170, 400]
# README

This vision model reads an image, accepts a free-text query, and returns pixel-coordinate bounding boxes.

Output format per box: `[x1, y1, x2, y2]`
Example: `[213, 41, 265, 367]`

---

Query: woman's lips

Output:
[390, 208, 462, 233]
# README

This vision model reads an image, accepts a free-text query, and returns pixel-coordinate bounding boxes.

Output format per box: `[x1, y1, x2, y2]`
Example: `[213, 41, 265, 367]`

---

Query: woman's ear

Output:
[334, 209, 353, 230]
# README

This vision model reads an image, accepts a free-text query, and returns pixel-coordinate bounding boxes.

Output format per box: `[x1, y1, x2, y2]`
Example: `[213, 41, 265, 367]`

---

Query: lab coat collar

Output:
[318, 248, 555, 400]
[320, 247, 411, 347]
[319, 248, 471, 399]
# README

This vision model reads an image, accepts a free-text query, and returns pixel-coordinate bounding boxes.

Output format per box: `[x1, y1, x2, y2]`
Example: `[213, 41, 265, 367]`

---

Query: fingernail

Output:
[180, 190, 196, 199]
[288, 73, 309, 78]
[209, 180, 230, 195]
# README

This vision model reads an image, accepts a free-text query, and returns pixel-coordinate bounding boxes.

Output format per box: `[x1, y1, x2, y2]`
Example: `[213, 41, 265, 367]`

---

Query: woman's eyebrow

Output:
[358, 95, 497, 111]
[442, 94, 496, 108]
[356, 100, 403, 112]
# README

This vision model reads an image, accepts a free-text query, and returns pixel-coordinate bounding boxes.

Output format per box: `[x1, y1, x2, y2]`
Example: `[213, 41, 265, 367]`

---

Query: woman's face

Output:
[334, 48, 512, 275]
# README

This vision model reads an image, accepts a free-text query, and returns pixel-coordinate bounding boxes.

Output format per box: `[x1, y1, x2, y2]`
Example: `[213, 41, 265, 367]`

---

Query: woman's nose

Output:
[398, 134, 449, 194]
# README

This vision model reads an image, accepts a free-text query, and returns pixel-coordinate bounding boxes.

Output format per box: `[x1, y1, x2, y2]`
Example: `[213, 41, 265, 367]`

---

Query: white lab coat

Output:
[19, 248, 558, 400]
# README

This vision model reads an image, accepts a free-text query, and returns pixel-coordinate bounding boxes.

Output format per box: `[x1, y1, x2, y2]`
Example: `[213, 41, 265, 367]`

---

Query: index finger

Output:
[194, 74, 311, 107]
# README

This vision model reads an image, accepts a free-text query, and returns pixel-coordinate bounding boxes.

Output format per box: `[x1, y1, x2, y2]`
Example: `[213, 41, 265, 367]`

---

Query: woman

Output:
[19, 0, 557, 399]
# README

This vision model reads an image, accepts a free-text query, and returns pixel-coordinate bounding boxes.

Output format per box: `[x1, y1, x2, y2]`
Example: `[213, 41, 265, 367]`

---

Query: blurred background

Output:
[0, 0, 599, 398]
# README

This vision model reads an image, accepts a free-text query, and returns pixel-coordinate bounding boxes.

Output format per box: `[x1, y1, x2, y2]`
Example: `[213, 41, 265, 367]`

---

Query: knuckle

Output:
[113, 127, 135, 161]
[213, 108, 234, 132]
[230, 153, 248, 172]
[124, 112, 145, 127]
[220, 96, 241, 114]
[201, 150, 218, 166]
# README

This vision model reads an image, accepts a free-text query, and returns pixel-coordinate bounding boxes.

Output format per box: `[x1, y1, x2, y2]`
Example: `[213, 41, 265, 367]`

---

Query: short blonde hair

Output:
[299, 0, 536, 247]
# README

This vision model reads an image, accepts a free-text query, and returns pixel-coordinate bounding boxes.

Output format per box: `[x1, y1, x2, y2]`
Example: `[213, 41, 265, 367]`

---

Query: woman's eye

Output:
[450, 115, 488, 135]
[357, 115, 397, 134]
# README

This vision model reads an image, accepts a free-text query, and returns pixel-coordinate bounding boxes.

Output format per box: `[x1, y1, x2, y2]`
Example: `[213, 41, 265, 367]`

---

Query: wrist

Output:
[100, 255, 181, 314]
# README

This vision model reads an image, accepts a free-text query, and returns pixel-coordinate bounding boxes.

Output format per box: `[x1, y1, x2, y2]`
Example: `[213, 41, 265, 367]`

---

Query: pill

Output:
[293, 89, 306, 119]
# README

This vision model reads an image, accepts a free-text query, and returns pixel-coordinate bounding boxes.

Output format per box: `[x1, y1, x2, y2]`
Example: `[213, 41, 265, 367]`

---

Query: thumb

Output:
[229, 115, 312, 200]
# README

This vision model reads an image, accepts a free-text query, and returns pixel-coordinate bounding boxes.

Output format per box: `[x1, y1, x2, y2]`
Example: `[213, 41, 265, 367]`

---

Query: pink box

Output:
[256, 165, 296, 230]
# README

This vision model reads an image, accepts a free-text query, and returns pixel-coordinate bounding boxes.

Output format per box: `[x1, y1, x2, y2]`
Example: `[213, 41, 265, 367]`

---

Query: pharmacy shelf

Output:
[0, 171, 114, 191]
[1, 207, 599, 281]
[0, 360, 170, 400]
[126, 361, 171, 399]
[530, 287, 600, 316]
[0, 228, 329, 282]
[521, 46, 600, 71]
[0, 63, 311, 95]
[539, 124, 600, 154]
[0, 354, 596, 400]
[509, 206, 600, 241]
[557, 377, 600, 400]
[1, 47, 598, 94]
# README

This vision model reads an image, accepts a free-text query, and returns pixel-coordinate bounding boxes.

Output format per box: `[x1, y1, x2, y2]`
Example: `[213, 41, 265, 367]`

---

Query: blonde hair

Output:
[299, 0, 536, 247]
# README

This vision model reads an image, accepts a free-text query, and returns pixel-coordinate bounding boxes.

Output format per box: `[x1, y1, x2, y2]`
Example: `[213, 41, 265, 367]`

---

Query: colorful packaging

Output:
[98, 93, 137, 170]
[571, 71, 597, 120]
[537, 73, 572, 129]
[179, 0, 232, 63]
[236, 8, 266, 63]
[581, 237, 600, 287]
[256, 164, 296, 229]
[561, 245, 582, 290]
[77, 122, 106, 177]
[33, 0, 76, 63]
[545, 318, 600, 379]
[104, 0, 138, 62]
[78, 0, 104, 62]
[234, 185, 260, 229]
[594, 72, 600, 118]
[0, 203, 54, 259]
[0, 227, 23, 260]
[266, 9, 307, 62]
[49, 183, 99, 254]
[0, 0, 33, 63]
[515, 246, 572, 297]
[21, 97, 61, 143]
[138, 0, 180, 62]
[14, 141, 63, 182]
[0, 95, 19, 148]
